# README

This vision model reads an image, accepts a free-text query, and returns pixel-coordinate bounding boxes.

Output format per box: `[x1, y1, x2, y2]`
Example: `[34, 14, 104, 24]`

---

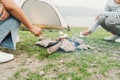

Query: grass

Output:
[1, 27, 120, 80]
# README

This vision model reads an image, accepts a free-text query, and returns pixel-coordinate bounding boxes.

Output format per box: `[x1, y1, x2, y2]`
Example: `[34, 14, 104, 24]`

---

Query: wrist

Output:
[26, 24, 33, 30]
[88, 29, 92, 34]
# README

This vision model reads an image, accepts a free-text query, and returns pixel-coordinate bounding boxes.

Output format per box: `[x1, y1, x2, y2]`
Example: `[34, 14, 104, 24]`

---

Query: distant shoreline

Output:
[63, 16, 96, 27]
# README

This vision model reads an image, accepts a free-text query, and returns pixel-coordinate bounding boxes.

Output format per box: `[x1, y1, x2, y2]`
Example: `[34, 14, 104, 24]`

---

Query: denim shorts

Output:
[0, 16, 20, 50]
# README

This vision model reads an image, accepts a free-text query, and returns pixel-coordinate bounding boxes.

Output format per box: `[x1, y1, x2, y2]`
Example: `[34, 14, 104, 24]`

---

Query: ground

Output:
[0, 28, 120, 80]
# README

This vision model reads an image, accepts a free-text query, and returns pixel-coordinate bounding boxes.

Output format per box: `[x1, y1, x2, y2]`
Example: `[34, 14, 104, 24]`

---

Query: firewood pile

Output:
[35, 36, 92, 54]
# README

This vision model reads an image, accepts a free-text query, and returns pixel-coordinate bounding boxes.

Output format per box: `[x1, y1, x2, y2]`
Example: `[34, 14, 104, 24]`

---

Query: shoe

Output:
[104, 35, 119, 41]
[0, 51, 14, 63]
[115, 38, 120, 42]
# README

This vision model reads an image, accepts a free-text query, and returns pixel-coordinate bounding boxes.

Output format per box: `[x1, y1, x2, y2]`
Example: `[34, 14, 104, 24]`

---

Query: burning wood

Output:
[47, 42, 62, 54]
[35, 36, 92, 54]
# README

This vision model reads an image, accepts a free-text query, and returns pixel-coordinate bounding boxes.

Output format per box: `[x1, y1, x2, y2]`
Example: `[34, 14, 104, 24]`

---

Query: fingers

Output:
[0, 8, 9, 21]
[82, 32, 88, 36]
[31, 27, 42, 37]
[82, 30, 91, 36]
[35, 28, 42, 37]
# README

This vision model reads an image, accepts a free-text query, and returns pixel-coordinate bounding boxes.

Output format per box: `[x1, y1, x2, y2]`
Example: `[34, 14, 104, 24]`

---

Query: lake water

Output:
[63, 16, 96, 27]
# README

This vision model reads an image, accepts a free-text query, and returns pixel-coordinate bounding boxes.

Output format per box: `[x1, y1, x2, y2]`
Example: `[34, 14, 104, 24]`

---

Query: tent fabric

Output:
[21, 0, 67, 28]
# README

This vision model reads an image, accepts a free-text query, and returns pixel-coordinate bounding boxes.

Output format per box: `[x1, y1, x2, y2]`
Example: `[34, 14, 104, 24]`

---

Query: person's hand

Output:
[82, 30, 91, 36]
[0, 4, 9, 21]
[30, 26, 42, 36]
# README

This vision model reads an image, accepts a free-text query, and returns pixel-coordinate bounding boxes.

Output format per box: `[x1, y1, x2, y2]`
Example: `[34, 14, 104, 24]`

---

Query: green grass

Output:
[2, 27, 119, 80]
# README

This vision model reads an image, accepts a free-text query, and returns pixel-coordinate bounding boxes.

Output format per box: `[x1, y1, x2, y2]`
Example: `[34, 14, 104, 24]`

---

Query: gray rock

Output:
[35, 38, 57, 47]
[60, 39, 75, 52]
[77, 44, 91, 50]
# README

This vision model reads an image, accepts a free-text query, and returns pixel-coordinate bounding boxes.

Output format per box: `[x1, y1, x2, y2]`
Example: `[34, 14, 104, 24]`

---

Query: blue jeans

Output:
[0, 16, 20, 50]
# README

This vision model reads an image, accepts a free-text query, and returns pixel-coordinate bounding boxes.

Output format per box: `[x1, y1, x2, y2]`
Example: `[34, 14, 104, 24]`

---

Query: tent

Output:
[21, 0, 68, 30]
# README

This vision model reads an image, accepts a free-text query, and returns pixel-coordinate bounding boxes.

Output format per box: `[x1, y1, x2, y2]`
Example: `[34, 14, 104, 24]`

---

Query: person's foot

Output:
[104, 35, 119, 41]
[115, 38, 120, 42]
[0, 51, 14, 63]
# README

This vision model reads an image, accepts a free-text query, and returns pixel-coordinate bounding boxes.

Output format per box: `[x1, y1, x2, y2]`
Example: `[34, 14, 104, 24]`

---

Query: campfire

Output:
[35, 33, 91, 54]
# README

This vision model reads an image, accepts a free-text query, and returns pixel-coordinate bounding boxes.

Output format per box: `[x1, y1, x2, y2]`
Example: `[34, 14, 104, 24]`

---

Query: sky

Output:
[51, 0, 108, 9]
[20, 0, 108, 9]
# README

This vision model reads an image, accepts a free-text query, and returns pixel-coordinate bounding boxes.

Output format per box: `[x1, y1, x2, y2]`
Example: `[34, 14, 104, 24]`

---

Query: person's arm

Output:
[81, 19, 99, 36]
[1, 0, 42, 36]
[101, 0, 120, 18]
[102, 11, 120, 18]
[0, 3, 9, 21]
[104, 1, 111, 12]
[82, 1, 111, 36]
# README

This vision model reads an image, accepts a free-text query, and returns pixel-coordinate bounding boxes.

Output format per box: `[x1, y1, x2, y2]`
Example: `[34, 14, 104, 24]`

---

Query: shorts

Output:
[0, 16, 20, 50]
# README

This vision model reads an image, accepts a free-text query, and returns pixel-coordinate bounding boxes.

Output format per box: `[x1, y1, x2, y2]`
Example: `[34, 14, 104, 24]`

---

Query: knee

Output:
[97, 15, 107, 24]
[105, 18, 117, 27]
